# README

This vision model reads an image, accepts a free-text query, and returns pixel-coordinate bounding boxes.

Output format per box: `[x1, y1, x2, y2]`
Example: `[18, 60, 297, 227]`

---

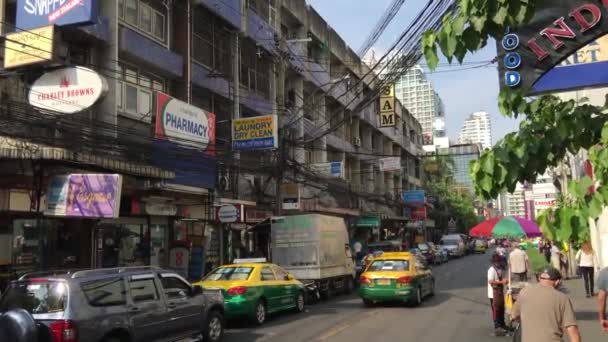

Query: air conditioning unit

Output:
[352, 137, 361, 147]
[218, 169, 231, 192]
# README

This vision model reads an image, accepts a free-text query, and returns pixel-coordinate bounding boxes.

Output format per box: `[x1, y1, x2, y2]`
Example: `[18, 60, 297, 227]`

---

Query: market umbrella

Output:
[469, 216, 542, 239]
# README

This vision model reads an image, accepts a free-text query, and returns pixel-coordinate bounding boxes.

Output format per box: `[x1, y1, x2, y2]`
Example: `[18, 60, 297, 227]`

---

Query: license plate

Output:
[376, 279, 391, 286]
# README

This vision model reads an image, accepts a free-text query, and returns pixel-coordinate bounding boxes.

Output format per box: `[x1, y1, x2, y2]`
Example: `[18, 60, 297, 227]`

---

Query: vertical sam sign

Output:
[379, 84, 396, 127]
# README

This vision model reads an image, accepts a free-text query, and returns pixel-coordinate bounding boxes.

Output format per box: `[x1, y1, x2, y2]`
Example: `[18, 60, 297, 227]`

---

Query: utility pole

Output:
[275, 40, 286, 216]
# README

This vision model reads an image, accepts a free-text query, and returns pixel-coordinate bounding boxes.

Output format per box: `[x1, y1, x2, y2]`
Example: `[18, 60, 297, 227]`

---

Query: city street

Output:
[225, 253, 498, 342]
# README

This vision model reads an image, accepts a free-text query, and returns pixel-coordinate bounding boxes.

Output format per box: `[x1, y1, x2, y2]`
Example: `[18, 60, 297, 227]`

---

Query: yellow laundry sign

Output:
[379, 84, 396, 127]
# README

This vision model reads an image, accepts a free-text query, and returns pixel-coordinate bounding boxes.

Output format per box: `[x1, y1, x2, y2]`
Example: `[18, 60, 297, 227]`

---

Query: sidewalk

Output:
[560, 276, 605, 341]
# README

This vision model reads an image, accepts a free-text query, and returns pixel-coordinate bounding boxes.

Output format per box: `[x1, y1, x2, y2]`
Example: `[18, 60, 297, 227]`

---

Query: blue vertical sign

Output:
[402, 190, 425, 207]
[17, 0, 97, 30]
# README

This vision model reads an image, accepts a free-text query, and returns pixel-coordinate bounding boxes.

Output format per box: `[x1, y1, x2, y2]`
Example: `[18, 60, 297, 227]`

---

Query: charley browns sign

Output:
[497, 0, 608, 93]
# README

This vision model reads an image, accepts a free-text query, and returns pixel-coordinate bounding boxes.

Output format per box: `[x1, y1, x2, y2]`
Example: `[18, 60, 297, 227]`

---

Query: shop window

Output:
[129, 277, 159, 302]
[81, 277, 127, 307]
[117, 63, 165, 122]
[160, 275, 191, 299]
[118, 0, 167, 44]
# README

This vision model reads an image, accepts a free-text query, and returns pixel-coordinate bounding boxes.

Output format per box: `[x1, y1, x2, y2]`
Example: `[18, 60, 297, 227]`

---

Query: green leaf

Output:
[462, 27, 481, 51]
[480, 175, 493, 192]
[453, 13, 467, 36]
[557, 208, 573, 242]
[589, 194, 604, 218]
[481, 153, 495, 175]
[602, 123, 608, 143]
[493, 6, 508, 25]
[576, 177, 593, 198]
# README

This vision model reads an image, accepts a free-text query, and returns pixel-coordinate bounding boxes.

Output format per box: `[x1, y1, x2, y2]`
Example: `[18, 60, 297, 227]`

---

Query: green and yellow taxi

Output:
[193, 258, 305, 325]
[358, 252, 434, 306]
[474, 239, 488, 253]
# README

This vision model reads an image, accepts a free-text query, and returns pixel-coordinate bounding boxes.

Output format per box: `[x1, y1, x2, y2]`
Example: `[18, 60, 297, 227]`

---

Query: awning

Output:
[355, 216, 381, 227]
[381, 216, 409, 221]
[0, 138, 174, 179]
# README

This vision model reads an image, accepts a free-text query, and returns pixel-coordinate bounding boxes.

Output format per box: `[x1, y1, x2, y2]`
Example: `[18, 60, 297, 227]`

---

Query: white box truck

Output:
[270, 214, 356, 300]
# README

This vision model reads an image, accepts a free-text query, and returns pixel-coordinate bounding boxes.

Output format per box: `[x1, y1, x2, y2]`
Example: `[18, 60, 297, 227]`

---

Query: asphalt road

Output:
[224, 252, 504, 342]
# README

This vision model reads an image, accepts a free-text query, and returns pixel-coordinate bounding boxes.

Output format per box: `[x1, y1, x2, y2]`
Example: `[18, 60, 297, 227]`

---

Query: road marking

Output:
[316, 323, 351, 341]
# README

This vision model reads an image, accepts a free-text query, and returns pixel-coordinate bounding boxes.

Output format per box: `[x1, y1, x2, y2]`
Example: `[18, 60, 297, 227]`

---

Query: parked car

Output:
[0, 266, 226, 342]
[417, 242, 441, 265]
[439, 234, 467, 258]
[427, 242, 448, 263]
[358, 252, 434, 307]
[193, 259, 305, 325]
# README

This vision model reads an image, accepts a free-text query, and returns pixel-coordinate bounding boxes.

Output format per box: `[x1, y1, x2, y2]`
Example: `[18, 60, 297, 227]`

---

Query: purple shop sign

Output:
[46, 174, 123, 218]
[66, 174, 122, 218]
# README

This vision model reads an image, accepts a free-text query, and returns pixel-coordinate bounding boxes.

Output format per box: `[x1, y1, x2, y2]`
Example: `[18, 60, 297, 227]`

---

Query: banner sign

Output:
[534, 199, 557, 210]
[4, 26, 55, 69]
[216, 204, 244, 223]
[17, 0, 97, 30]
[156, 92, 215, 151]
[379, 157, 401, 172]
[310, 162, 344, 178]
[281, 183, 300, 210]
[379, 84, 396, 127]
[402, 190, 425, 207]
[29, 66, 108, 114]
[410, 207, 427, 220]
[232, 115, 278, 151]
[46, 174, 122, 218]
[497, 0, 608, 94]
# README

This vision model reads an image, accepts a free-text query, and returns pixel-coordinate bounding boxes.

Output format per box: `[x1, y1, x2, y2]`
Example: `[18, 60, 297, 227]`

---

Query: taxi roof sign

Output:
[233, 258, 267, 264]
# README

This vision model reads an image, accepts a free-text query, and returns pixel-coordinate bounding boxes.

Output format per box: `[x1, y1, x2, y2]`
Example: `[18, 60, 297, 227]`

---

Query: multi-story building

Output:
[458, 111, 492, 150]
[393, 65, 446, 149]
[0, 0, 424, 281]
[437, 143, 481, 194]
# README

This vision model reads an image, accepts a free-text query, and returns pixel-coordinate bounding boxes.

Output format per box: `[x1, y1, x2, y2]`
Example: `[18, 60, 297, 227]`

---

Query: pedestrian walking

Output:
[488, 253, 509, 335]
[543, 240, 552, 264]
[575, 242, 599, 298]
[509, 245, 529, 282]
[551, 243, 562, 271]
[597, 266, 608, 332]
[511, 267, 581, 342]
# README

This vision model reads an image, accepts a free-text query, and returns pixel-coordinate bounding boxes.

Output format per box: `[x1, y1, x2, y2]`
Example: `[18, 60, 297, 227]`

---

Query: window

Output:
[0, 280, 67, 314]
[193, 7, 233, 78]
[160, 275, 191, 299]
[261, 267, 275, 281]
[205, 267, 253, 281]
[129, 277, 159, 303]
[272, 266, 288, 280]
[81, 277, 127, 307]
[118, 0, 167, 43]
[117, 63, 165, 121]
[368, 259, 409, 272]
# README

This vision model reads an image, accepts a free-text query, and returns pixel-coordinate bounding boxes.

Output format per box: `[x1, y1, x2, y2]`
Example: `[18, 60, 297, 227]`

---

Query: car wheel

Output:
[363, 299, 374, 307]
[294, 292, 305, 313]
[412, 287, 422, 306]
[253, 300, 267, 325]
[343, 276, 354, 295]
[203, 310, 224, 342]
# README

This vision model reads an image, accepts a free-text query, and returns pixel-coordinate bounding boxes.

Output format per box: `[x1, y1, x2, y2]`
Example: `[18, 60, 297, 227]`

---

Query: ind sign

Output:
[497, 0, 608, 94]
[17, 0, 97, 30]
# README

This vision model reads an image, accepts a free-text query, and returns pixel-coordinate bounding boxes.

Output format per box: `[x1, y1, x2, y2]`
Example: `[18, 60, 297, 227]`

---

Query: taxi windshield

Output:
[442, 240, 459, 246]
[205, 267, 253, 281]
[368, 259, 409, 272]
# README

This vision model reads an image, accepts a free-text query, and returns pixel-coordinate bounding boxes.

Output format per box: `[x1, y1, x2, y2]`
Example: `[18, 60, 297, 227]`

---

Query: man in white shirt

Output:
[488, 253, 508, 335]
[509, 245, 529, 282]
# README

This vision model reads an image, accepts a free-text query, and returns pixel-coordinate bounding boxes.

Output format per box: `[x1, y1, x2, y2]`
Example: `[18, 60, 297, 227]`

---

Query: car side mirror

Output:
[285, 274, 294, 281]
[191, 285, 203, 296]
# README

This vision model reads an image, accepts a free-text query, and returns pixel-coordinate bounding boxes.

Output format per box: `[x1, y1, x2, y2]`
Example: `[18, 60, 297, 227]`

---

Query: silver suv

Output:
[0, 266, 225, 342]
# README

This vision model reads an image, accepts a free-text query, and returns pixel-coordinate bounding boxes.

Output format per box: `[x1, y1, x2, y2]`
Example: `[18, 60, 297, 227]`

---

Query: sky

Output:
[307, 0, 521, 144]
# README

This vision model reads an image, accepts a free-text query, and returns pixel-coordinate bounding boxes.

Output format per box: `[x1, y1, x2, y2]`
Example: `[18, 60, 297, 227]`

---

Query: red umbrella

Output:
[469, 216, 503, 238]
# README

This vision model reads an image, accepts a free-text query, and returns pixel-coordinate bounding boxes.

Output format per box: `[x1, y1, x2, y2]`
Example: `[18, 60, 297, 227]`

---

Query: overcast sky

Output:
[307, 0, 521, 144]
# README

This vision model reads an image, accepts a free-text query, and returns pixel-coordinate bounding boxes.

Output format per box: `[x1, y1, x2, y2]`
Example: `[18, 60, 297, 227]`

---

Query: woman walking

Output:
[576, 242, 600, 297]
